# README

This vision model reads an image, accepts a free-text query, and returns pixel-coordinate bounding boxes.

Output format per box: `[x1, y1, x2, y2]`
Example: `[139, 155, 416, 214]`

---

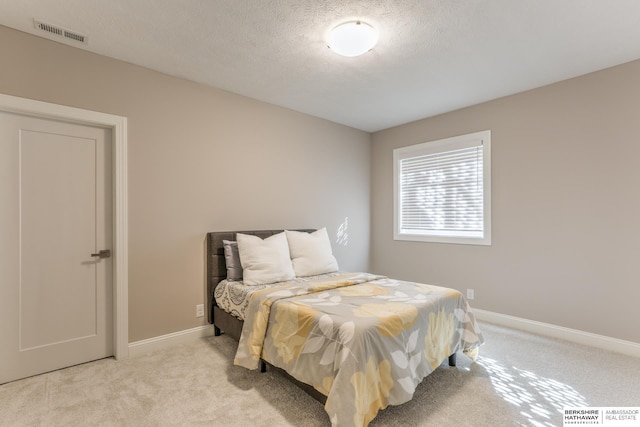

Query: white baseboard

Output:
[474, 309, 640, 358]
[126, 311, 640, 359]
[128, 325, 215, 357]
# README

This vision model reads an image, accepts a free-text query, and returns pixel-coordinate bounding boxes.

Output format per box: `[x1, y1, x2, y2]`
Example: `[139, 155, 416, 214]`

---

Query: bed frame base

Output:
[212, 306, 242, 340]
[448, 353, 456, 366]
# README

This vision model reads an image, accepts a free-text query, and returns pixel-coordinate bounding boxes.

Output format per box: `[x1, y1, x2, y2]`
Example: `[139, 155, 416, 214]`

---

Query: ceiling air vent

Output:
[34, 19, 88, 45]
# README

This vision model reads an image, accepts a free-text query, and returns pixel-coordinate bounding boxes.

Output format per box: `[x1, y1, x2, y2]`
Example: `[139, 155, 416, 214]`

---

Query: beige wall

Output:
[4, 23, 639, 345]
[0, 26, 371, 342]
[371, 60, 640, 343]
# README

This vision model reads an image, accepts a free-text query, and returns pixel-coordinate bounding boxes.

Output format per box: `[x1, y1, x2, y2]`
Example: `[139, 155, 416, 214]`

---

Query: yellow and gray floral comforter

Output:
[234, 272, 484, 427]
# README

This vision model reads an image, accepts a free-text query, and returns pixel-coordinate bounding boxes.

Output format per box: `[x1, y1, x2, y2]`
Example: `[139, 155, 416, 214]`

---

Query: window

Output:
[393, 130, 491, 245]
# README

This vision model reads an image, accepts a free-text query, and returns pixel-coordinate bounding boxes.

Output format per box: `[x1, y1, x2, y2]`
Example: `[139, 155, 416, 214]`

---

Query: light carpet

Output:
[1, 322, 639, 427]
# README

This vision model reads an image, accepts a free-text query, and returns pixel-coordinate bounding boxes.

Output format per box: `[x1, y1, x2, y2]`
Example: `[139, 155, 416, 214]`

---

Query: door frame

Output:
[0, 93, 129, 360]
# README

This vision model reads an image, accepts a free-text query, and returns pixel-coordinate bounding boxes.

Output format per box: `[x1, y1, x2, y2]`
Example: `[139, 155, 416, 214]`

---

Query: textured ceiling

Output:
[2, 0, 640, 132]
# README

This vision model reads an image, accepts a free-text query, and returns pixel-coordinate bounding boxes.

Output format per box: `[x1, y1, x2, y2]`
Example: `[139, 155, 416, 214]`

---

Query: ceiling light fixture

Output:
[328, 21, 378, 57]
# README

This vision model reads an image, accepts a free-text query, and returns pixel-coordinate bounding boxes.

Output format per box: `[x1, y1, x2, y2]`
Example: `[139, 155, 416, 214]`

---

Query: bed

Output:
[206, 229, 484, 427]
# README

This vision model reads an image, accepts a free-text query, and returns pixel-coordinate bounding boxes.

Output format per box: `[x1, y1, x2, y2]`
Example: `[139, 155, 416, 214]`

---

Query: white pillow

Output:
[236, 232, 295, 285]
[285, 228, 339, 277]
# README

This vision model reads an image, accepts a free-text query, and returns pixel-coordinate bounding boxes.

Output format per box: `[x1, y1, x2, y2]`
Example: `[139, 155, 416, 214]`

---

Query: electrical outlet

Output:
[467, 289, 475, 300]
[196, 304, 204, 318]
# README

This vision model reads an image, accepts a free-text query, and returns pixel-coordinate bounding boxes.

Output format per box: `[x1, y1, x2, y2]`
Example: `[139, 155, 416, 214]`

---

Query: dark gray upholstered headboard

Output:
[205, 229, 315, 324]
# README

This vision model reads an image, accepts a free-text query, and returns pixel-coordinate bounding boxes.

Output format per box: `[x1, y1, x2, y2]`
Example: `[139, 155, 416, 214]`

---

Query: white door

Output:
[0, 111, 113, 384]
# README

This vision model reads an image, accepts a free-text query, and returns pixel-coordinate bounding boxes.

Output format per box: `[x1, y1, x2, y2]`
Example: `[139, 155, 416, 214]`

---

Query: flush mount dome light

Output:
[328, 21, 378, 57]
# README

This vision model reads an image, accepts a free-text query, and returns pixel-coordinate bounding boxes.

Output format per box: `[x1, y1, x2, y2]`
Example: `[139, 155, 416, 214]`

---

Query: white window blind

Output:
[393, 130, 491, 245]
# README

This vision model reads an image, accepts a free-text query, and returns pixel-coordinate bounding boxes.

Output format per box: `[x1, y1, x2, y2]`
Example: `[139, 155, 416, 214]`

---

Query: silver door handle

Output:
[90, 249, 111, 259]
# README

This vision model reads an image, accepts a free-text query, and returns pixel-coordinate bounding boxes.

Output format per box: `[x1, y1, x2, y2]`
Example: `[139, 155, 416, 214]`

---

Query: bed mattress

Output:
[213, 272, 344, 320]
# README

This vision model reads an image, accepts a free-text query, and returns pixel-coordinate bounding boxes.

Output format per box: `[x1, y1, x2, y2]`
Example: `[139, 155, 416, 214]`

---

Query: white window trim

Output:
[393, 130, 492, 246]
